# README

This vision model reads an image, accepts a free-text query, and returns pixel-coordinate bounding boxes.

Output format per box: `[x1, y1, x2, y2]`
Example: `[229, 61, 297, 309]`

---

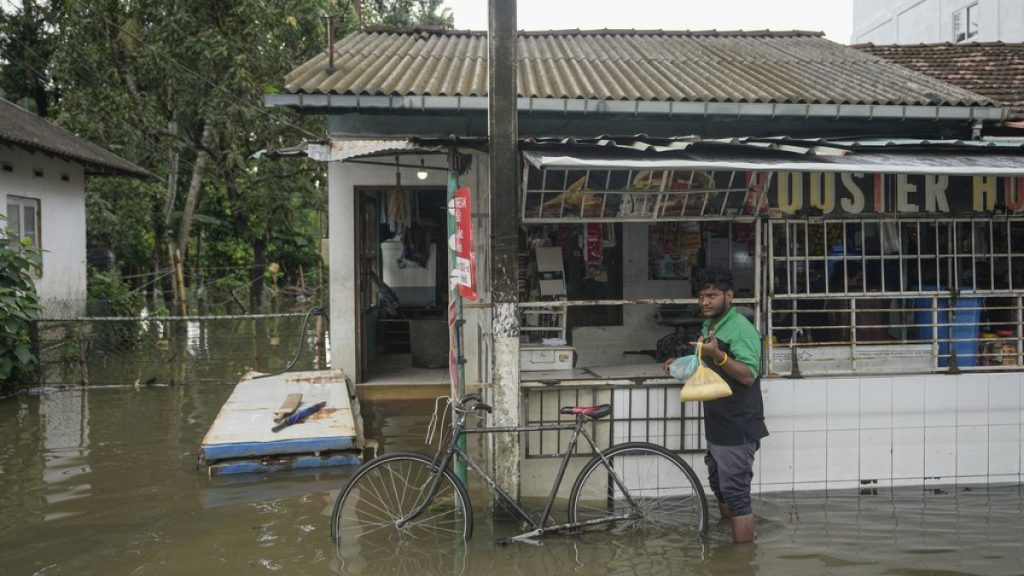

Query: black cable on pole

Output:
[251, 305, 328, 379]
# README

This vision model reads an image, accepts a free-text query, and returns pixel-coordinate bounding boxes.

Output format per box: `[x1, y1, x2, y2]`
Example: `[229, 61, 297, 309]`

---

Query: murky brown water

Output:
[2, 375, 1023, 574]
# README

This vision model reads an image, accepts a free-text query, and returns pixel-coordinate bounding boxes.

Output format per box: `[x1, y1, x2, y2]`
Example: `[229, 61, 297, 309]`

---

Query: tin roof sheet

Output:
[285, 28, 995, 107]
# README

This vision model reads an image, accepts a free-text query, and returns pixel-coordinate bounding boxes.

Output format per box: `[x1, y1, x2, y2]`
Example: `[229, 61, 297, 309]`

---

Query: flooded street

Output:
[2, 359, 1023, 574]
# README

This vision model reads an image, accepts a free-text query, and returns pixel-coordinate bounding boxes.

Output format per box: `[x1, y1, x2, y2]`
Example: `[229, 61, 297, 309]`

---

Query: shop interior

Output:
[517, 165, 1024, 380]
[517, 219, 758, 382]
[358, 186, 451, 384]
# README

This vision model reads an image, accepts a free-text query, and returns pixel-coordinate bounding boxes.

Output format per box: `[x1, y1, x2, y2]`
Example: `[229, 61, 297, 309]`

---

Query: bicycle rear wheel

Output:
[331, 452, 473, 547]
[568, 442, 708, 536]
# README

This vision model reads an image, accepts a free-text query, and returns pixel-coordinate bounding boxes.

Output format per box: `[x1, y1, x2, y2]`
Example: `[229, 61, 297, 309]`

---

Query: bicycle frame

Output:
[397, 406, 639, 541]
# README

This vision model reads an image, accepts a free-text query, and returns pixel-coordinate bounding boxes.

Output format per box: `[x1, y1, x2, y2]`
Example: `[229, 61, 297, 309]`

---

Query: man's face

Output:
[697, 285, 733, 319]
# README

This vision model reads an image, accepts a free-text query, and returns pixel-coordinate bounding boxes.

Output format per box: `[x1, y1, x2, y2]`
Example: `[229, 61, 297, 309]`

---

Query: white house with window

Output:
[0, 97, 151, 317]
[853, 0, 1024, 44]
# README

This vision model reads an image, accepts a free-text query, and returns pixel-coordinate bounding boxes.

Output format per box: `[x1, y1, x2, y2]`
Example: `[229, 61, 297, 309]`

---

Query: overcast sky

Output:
[441, 0, 854, 44]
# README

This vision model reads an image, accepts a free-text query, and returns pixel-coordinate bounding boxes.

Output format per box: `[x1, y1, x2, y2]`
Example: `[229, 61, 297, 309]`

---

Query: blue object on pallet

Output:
[207, 453, 362, 476]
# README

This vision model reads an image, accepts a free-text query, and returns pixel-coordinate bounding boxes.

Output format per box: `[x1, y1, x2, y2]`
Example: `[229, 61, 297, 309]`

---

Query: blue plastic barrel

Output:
[912, 292, 982, 367]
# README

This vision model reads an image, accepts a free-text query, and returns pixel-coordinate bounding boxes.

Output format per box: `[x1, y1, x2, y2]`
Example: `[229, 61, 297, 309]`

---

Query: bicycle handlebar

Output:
[457, 394, 492, 414]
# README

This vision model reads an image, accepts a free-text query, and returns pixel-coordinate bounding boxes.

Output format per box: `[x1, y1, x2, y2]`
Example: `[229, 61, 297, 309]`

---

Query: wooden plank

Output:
[273, 393, 303, 423]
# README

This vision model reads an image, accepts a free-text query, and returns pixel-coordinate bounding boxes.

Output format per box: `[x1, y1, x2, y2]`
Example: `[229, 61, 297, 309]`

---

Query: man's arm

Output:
[699, 334, 756, 387]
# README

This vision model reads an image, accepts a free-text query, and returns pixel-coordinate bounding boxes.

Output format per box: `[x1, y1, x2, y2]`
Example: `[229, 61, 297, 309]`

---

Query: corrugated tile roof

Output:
[0, 97, 153, 179]
[285, 28, 994, 107]
[855, 42, 1024, 117]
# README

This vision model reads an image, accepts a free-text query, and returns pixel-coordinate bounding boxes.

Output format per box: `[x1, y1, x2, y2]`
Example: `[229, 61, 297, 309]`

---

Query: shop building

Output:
[270, 28, 1024, 496]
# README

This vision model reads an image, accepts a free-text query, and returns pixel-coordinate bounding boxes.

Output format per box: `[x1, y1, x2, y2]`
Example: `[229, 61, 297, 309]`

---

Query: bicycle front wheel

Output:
[331, 452, 473, 546]
[568, 442, 708, 536]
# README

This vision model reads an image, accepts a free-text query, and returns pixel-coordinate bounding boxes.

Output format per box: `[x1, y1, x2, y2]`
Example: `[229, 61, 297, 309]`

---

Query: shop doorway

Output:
[355, 187, 449, 385]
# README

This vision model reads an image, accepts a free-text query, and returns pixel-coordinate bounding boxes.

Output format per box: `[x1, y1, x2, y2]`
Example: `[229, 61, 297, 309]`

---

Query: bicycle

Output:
[330, 394, 709, 546]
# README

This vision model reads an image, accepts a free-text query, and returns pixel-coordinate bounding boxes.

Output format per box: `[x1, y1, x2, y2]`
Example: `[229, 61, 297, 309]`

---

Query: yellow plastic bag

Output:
[680, 342, 733, 402]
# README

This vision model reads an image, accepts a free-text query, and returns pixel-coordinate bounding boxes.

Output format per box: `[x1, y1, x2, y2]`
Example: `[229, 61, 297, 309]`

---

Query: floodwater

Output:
[3, 337, 1024, 575]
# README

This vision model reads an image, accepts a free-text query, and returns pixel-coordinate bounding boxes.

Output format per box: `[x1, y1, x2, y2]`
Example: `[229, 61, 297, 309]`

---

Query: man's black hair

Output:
[695, 266, 734, 293]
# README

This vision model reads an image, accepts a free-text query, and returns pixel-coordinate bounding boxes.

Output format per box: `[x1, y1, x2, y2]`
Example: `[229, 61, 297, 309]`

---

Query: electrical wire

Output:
[250, 305, 328, 379]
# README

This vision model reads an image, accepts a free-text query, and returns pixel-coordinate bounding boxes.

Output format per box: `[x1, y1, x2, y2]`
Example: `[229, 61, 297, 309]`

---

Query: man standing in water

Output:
[665, 266, 768, 543]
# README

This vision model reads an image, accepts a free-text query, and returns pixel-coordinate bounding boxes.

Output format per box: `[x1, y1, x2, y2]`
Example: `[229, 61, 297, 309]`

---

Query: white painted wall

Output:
[327, 149, 491, 384]
[754, 371, 1022, 493]
[521, 372, 1023, 498]
[0, 144, 87, 317]
[853, 0, 1024, 44]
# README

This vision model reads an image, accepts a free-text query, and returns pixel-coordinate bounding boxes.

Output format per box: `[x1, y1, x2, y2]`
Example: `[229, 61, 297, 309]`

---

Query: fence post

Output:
[174, 249, 188, 317]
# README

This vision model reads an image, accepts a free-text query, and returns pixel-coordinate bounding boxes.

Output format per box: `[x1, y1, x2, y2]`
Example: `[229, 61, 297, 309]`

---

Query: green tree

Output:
[8, 0, 454, 314]
[0, 0, 63, 116]
[360, 0, 454, 28]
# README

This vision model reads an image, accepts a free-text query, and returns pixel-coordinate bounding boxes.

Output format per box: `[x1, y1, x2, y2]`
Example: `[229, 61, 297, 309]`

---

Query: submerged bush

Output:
[87, 269, 143, 350]
[0, 230, 42, 391]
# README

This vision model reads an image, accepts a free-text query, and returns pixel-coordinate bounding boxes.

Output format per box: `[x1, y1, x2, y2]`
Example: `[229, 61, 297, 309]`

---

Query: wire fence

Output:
[33, 302, 328, 388]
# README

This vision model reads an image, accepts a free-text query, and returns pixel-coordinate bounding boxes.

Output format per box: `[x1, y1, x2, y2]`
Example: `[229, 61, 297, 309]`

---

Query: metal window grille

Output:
[767, 218, 1024, 375]
[522, 167, 768, 223]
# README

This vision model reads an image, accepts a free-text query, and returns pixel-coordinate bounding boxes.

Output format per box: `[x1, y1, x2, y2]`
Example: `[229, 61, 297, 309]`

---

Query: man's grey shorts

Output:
[704, 440, 759, 517]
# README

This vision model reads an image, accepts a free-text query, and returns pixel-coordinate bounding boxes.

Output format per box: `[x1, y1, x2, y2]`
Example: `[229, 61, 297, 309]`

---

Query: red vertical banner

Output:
[449, 187, 478, 301]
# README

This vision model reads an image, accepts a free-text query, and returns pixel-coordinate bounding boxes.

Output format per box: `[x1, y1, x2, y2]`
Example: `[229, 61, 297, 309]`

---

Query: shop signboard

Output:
[772, 173, 1024, 216]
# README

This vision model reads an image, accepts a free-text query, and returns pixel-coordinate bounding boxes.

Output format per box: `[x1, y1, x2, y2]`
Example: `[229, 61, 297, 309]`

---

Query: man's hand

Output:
[692, 332, 727, 364]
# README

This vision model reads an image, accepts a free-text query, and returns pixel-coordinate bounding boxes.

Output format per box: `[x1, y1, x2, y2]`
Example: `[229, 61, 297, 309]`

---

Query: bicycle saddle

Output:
[560, 404, 612, 420]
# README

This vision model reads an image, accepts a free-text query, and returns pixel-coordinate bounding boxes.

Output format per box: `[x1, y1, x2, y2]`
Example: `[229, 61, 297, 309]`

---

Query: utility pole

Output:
[488, 0, 521, 500]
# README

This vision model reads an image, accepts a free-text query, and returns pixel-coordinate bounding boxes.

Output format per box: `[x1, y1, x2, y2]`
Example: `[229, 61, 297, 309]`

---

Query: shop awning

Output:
[255, 138, 444, 162]
[521, 136, 1024, 176]
[522, 150, 1024, 176]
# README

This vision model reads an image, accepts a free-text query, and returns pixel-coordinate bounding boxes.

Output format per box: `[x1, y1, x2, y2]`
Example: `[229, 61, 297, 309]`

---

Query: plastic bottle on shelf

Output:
[996, 330, 1017, 366]
[980, 332, 996, 366]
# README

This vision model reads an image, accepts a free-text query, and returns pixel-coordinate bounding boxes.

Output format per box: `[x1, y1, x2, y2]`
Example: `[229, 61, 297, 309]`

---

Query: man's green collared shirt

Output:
[701, 306, 761, 379]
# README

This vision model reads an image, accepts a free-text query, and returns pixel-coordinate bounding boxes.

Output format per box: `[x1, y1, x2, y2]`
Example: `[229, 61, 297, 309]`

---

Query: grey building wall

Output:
[853, 0, 1024, 44]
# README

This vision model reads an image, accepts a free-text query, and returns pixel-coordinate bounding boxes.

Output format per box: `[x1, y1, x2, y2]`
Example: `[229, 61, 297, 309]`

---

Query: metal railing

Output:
[523, 384, 704, 459]
[766, 293, 1023, 376]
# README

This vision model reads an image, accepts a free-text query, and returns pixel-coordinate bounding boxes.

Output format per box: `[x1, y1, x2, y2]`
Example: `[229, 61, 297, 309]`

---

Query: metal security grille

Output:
[521, 167, 769, 222]
[523, 385, 705, 458]
[766, 218, 1024, 375]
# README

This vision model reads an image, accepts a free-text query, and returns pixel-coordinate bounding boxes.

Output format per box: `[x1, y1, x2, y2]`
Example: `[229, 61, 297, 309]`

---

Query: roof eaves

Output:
[0, 135, 156, 180]
[266, 93, 1007, 122]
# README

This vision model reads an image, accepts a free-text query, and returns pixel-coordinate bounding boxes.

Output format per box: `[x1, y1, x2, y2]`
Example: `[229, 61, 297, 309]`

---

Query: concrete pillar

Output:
[328, 160, 360, 382]
[488, 0, 521, 499]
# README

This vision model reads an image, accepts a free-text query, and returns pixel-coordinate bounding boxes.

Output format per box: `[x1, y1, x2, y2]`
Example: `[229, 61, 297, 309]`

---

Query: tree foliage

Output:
[0, 224, 42, 389]
[0, 0, 63, 116]
[2, 0, 454, 313]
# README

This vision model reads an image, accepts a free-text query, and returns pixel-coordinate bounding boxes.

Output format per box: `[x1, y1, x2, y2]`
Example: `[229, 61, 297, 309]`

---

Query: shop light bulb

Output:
[416, 159, 429, 180]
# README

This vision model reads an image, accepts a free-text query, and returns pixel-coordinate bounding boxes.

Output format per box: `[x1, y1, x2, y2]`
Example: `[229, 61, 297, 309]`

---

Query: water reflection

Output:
[39, 389, 92, 521]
